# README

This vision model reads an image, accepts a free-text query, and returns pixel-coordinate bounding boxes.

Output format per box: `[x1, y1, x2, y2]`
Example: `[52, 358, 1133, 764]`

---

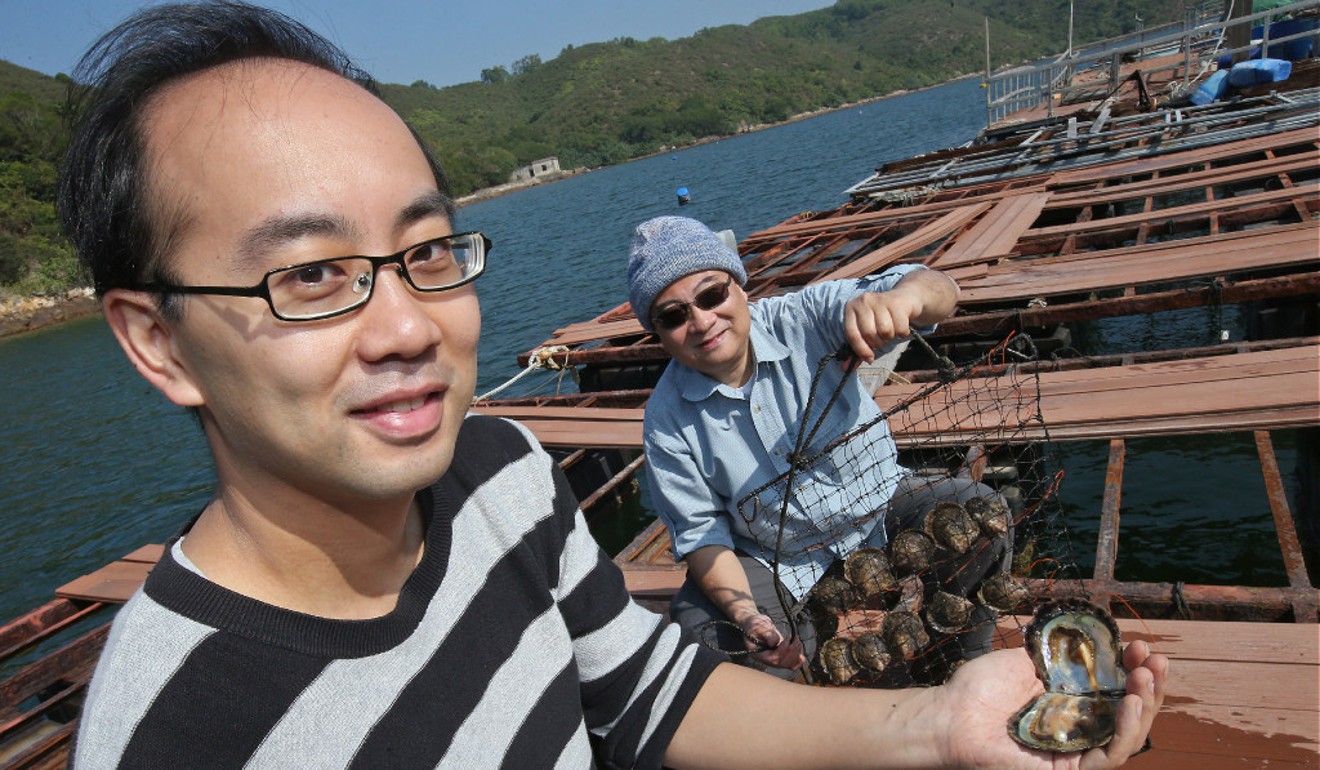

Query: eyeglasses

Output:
[650, 274, 734, 331]
[130, 232, 491, 322]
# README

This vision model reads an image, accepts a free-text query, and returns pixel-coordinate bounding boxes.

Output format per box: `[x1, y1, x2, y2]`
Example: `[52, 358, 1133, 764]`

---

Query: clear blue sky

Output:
[1, 0, 833, 87]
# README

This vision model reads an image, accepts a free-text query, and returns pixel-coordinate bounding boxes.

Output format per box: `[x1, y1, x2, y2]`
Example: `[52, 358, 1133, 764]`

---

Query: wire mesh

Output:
[735, 332, 1087, 687]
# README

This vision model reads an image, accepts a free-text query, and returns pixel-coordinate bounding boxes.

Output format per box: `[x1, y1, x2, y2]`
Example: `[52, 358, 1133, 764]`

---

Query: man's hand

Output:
[740, 612, 806, 671]
[927, 641, 1168, 770]
[843, 269, 959, 362]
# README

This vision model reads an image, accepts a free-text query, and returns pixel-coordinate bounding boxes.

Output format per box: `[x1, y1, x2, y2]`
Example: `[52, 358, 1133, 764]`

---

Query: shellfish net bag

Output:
[735, 331, 1084, 687]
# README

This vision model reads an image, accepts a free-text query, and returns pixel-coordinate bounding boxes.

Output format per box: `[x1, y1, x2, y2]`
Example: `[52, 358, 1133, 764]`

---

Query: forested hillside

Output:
[1, 0, 1188, 296]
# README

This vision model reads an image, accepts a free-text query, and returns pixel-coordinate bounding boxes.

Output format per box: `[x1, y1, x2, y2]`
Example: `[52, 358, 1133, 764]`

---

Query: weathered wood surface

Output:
[52, 545, 162, 604]
[526, 116, 1319, 359]
[1045, 148, 1320, 204]
[474, 344, 1319, 449]
[953, 219, 1320, 303]
[1046, 126, 1320, 187]
[880, 344, 1320, 442]
[928, 192, 1051, 270]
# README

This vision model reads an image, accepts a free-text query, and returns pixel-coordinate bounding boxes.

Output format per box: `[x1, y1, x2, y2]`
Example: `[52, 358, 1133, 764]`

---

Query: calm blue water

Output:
[0, 76, 1301, 625]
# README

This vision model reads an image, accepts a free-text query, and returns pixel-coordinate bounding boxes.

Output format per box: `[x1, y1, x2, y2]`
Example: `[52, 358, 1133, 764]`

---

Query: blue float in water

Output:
[676, 186, 691, 206]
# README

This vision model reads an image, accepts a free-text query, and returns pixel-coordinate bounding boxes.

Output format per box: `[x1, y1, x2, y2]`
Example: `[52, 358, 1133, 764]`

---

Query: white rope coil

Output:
[474, 345, 571, 402]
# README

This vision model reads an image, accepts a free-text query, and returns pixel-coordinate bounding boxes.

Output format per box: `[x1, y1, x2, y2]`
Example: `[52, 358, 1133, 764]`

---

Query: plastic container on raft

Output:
[1190, 70, 1231, 105]
[1227, 58, 1293, 88]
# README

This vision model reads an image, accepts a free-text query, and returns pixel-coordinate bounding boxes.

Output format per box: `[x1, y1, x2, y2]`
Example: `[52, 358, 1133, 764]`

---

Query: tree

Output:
[480, 65, 509, 84]
[512, 54, 542, 76]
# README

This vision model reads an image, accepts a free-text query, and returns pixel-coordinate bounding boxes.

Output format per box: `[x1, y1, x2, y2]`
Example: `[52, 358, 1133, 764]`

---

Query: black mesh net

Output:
[734, 332, 1085, 687]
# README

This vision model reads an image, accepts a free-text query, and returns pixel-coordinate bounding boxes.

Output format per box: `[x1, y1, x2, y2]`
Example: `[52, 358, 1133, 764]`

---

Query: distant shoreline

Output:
[456, 72, 982, 207]
[1, 73, 981, 340]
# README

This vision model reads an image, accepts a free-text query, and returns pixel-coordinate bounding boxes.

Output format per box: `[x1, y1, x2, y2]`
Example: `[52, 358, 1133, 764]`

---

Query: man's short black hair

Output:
[57, 0, 455, 306]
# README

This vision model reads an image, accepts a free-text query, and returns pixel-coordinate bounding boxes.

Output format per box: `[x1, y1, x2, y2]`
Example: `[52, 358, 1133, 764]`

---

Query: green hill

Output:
[1, 0, 1188, 295]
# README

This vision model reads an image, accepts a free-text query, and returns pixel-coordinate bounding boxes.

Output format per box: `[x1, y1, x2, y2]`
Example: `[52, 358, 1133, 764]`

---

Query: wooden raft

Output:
[26, 546, 1317, 769]
[472, 344, 1320, 450]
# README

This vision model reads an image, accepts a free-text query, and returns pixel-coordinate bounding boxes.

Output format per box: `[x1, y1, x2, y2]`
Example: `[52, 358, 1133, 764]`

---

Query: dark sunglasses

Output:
[650, 274, 734, 331]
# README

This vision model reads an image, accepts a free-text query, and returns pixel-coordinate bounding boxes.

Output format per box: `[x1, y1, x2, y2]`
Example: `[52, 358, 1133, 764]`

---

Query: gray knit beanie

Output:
[627, 216, 747, 332]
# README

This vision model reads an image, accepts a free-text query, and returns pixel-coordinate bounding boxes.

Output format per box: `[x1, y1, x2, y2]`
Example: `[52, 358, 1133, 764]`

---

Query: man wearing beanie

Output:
[630, 215, 1005, 681]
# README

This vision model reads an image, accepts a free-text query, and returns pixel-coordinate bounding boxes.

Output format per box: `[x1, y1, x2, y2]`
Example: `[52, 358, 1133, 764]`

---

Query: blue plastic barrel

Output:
[1227, 58, 1293, 87]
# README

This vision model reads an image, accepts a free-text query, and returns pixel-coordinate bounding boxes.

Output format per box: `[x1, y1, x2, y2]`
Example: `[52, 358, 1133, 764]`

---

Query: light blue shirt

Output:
[643, 265, 927, 600]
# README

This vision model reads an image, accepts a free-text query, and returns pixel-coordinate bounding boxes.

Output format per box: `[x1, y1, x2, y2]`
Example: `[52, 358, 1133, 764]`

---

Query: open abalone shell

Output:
[1009, 692, 1118, 752]
[1026, 600, 1126, 696]
[1008, 600, 1127, 752]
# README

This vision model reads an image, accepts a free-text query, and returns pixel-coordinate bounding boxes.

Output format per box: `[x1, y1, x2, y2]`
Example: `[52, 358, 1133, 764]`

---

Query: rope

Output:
[473, 345, 571, 402]
[1171, 581, 1191, 619]
[1209, 277, 1227, 344]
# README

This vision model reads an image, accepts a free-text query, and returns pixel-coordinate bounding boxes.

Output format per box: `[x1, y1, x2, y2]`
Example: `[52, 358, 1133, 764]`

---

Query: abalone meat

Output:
[888, 530, 936, 574]
[881, 609, 930, 659]
[925, 590, 975, 634]
[965, 495, 1012, 538]
[844, 547, 898, 601]
[851, 632, 891, 675]
[1009, 692, 1117, 752]
[818, 636, 860, 685]
[923, 500, 980, 555]
[977, 572, 1031, 613]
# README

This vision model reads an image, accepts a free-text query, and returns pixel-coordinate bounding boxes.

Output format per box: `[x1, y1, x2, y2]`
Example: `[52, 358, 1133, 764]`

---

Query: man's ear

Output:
[102, 290, 205, 407]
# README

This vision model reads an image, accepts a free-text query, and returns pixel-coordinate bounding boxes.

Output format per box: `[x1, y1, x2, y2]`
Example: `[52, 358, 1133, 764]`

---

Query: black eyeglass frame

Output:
[650, 273, 735, 331]
[128, 231, 492, 322]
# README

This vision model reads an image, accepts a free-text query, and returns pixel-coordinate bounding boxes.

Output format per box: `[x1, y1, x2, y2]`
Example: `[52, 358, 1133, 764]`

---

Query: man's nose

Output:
[354, 266, 442, 361]
[687, 303, 719, 331]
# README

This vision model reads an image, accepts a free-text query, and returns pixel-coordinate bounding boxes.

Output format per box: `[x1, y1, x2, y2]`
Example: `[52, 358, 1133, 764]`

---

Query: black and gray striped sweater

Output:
[72, 415, 724, 769]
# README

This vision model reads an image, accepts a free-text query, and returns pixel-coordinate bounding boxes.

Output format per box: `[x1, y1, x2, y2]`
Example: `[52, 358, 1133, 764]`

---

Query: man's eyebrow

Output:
[234, 191, 450, 268]
[396, 191, 453, 231]
[236, 213, 354, 267]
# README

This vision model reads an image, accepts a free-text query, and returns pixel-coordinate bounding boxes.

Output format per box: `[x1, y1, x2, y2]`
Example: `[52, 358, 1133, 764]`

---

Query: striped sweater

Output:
[72, 415, 724, 769]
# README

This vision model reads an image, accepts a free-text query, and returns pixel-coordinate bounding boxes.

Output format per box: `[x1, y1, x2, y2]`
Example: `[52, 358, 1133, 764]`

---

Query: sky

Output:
[1, 0, 834, 88]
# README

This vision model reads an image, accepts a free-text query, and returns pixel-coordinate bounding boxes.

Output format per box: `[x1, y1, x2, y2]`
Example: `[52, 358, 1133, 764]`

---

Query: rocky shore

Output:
[0, 289, 101, 340]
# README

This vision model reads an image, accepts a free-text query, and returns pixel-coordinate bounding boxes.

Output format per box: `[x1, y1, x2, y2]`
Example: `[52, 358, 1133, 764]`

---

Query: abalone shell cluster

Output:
[807, 495, 1029, 685]
[1008, 600, 1127, 752]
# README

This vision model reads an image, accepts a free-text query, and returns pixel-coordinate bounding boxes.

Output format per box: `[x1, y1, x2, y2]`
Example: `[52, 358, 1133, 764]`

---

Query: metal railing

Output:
[985, 0, 1320, 127]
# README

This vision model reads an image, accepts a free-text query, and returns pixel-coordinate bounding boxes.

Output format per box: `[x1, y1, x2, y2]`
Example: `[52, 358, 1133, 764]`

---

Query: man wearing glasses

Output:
[631, 215, 1007, 681]
[62, 3, 1164, 769]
